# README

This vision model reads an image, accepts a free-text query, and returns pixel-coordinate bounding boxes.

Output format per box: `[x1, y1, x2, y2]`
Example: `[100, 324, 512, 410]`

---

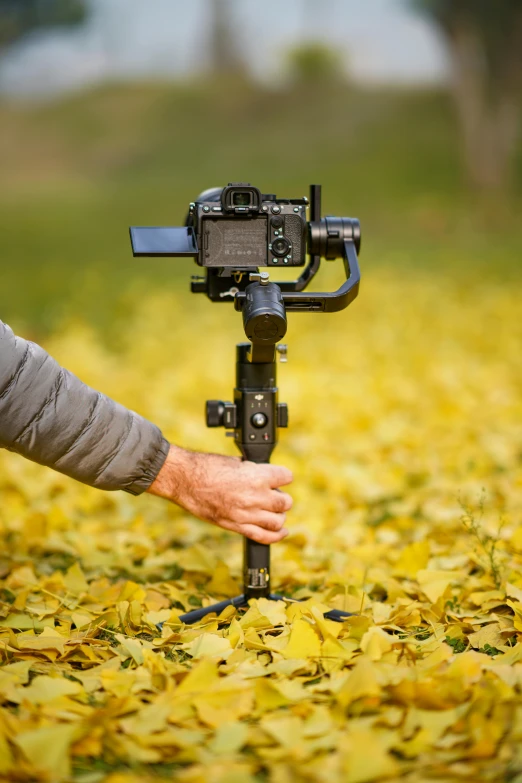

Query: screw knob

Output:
[206, 400, 225, 427]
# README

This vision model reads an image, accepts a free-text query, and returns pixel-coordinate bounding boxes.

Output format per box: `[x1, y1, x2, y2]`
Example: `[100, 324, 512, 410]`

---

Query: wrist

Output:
[146, 444, 193, 501]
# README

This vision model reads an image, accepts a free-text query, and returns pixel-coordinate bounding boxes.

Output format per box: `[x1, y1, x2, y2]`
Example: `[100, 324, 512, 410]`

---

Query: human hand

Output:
[147, 445, 293, 544]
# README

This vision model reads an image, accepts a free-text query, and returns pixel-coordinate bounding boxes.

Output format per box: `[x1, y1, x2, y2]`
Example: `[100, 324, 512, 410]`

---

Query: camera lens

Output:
[233, 192, 251, 206]
[271, 237, 290, 257]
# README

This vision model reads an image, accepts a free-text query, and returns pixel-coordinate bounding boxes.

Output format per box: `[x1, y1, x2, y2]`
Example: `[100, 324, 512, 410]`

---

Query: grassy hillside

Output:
[1, 78, 521, 334]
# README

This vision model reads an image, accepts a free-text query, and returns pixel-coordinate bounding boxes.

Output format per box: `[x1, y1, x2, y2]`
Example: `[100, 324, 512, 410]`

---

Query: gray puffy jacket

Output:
[0, 319, 169, 495]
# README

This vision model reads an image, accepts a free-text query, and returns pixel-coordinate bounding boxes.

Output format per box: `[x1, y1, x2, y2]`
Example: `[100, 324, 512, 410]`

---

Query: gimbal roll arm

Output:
[235, 235, 360, 314]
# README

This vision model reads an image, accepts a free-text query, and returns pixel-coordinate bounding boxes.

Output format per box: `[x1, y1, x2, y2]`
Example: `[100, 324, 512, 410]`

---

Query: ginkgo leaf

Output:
[336, 656, 381, 707]
[210, 722, 248, 755]
[360, 626, 393, 661]
[64, 561, 89, 595]
[16, 675, 82, 705]
[1, 269, 522, 781]
[15, 724, 78, 780]
[182, 632, 232, 660]
[417, 569, 464, 602]
[281, 618, 322, 660]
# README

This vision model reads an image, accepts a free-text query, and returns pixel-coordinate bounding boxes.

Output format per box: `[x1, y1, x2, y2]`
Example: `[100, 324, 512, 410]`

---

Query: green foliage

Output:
[445, 636, 467, 654]
[0, 0, 86, 50]
[459, 493, 505, 590]
[412, 0, 522, 82]
[286, 42, 343, 83]
[1, 81, 520, 335]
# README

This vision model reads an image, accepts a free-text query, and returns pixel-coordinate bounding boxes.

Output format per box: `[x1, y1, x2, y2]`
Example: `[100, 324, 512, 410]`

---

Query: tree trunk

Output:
[208, 0, 239, 74]
[446, 15, 522, 191]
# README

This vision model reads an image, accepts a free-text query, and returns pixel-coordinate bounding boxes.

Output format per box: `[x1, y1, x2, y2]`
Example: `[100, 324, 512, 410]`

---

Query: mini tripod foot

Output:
[178, 594, 248, 625]
[173, 592, 353, 626]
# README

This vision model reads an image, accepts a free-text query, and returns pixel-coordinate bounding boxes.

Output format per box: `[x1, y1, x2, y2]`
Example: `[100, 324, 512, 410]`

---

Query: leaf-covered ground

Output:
[1, 269, 522, 783]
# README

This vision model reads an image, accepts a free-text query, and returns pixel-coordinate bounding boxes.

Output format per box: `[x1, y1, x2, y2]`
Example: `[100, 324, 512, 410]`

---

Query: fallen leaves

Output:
[1, 273, 522, 781]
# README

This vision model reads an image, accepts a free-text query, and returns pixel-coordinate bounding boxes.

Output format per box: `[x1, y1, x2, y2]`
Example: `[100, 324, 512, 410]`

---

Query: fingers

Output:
[265, 465, 293, 489]
[241, 524, 289, 545]
[254, 511, 287, 531]
[268, 490, 293, 514]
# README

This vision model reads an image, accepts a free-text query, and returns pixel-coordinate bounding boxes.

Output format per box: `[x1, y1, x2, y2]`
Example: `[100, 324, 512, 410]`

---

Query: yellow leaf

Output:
[336, 656, 381, 707]
[343, 729, 398, 783]
[176, 659, 219, 695]
[281, 618, 321, 660]
[311, 606, 342, 640]
[360, 626, 393, 661]
[254, 678, 290, 711]
[210, 722, 248, 755]
[182, 632, 232, 660]
[15, 724, 77, 780]
[467, 623, 504, 650]
[194, 686, 253, 728]
[417, 569, 463, 602]
[115, 634, 144, 665]
[71, 611, 94, 629]
[394, 539, 430, 578]
[17, 675, 82, 705]
[0, 728, 13, 774]
[239, 605, 274, 631]
[206, 562, 240, 598]
[64, 562, 88, 595]
[227, 617, 244, 648]
[446, 651, 484, 682]
[260, 714, 303, 747]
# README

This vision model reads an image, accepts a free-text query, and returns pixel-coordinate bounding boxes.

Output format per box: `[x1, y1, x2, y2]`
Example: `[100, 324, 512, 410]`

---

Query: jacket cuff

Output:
[123, 436, 170, 496]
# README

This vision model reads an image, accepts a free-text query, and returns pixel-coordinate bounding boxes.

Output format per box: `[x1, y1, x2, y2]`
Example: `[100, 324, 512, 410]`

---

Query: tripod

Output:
[177, 299, 353, 625]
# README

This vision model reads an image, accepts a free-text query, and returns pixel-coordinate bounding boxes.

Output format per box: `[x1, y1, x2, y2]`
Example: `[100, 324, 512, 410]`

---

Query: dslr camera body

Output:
[131, 182, 307, 270]
[188, 183, 307, 269]
[130, 182, 360, 311]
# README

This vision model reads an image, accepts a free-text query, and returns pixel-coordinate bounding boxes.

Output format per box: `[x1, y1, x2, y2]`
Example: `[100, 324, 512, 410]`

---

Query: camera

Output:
[130, 182, 361, 311]
[130, 182, 307, 269]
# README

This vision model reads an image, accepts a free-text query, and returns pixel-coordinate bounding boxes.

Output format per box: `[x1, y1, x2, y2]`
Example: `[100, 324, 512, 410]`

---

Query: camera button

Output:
[271, 205, 281, 214]
[211, 206, 221, 212]
[202, 205, 210, 212]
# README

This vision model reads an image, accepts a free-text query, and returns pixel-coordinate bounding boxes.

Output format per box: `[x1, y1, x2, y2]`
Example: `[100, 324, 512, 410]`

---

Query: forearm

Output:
[0, 319, 169, 494]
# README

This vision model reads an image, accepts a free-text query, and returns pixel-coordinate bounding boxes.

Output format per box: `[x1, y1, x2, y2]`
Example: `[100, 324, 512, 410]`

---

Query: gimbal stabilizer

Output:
[130, 184, 361, 624]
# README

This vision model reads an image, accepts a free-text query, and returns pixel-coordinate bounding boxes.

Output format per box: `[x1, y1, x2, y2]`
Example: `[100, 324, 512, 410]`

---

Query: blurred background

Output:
[1, 0, 521, 338]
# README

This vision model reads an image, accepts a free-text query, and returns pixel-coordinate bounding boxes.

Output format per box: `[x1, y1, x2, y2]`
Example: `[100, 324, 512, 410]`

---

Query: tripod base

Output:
[177, 593, 353, 625]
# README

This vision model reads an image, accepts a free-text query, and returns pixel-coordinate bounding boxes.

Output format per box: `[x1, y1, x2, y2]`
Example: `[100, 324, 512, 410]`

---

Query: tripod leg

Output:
[269, 594, 353, 623]
[323, 608, 353, 622]
[177, 595, 248, 625]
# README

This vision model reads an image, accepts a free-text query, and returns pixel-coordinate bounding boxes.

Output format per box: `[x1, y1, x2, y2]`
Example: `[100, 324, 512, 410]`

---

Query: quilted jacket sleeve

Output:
[0, 319, 170, 495]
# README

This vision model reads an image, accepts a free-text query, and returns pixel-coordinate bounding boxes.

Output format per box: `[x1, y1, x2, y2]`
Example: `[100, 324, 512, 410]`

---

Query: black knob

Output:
[251, 412, 268, 428]
[277, 403, 288, 428]
[271, 237, 290, 258]
[206, 400, 225, 427]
